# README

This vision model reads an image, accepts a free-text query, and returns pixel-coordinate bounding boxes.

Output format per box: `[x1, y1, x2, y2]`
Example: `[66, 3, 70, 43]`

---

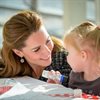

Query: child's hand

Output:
[47, 78, 61, 84]
[46, 70, 61, 84]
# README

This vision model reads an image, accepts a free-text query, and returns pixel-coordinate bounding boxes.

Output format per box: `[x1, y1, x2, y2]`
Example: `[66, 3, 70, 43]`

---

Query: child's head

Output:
[63, 21, 100, 72]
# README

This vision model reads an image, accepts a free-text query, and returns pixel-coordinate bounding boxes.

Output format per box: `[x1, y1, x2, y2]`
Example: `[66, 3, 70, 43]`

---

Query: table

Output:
[0, 76, 90, 100]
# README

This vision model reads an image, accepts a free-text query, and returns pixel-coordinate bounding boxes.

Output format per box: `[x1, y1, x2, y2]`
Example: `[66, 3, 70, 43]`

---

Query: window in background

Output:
[37, 0, 64, 38]
[0, 0, 31, 47]
[37, 0, 63, 15]
[86, 0, 95, 22]
[0, 0, 31, 9]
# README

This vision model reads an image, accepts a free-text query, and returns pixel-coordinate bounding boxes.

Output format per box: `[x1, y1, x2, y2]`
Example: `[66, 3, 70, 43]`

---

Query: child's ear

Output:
[81, 50, 87, 61]
[12, 49, 24, 57]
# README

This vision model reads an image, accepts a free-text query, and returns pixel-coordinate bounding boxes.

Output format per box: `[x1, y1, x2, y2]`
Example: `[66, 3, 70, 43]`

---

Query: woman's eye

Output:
[32, 48, 40, 52]
[46, 40, 50, 44]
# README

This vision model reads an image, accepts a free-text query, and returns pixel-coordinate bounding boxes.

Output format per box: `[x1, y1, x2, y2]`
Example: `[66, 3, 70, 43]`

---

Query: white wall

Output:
[63, 0, 87, 32]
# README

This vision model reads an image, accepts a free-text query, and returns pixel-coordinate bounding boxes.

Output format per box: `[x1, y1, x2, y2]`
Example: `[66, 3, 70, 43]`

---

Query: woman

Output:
[0, 10, 71, 87]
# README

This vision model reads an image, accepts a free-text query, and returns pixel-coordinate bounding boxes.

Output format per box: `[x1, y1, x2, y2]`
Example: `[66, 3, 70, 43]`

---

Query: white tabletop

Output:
[0, 76, 84, 100]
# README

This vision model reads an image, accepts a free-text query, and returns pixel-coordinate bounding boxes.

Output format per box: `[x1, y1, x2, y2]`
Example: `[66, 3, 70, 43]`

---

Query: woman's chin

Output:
[45, 61, 51, 66]
[73, 69, 81, 73]
[43, 60, 52, 66]
[39, 57, 52, 67]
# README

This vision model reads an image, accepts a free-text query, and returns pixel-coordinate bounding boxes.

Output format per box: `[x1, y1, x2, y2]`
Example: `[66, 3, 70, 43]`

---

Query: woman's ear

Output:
[81, 50, 87, 61]
[12, 49, 23, 57]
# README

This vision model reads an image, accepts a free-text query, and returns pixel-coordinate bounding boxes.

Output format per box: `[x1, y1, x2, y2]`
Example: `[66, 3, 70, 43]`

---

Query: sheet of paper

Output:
[0, 82, 30, 99]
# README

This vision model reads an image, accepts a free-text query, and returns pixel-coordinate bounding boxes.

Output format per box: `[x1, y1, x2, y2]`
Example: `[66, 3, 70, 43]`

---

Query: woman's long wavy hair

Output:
[0, 10, 42, 77]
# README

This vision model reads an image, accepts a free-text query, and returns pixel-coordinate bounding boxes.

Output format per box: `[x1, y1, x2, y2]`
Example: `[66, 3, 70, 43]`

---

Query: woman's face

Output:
[20, 26, 54, 68]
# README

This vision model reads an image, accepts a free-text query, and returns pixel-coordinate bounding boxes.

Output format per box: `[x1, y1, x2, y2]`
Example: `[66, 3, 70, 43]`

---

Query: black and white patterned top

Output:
[39, 50, 71, 87]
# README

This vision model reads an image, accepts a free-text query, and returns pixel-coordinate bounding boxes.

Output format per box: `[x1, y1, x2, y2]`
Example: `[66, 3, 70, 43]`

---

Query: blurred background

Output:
[0, 0, 100, 47]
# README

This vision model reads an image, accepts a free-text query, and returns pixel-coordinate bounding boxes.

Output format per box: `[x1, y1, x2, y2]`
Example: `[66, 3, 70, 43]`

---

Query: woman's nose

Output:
[42, 45, 51, 55]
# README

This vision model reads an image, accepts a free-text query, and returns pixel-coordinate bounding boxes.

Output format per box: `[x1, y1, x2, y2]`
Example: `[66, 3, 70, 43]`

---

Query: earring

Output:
[20, 57, 24, 63]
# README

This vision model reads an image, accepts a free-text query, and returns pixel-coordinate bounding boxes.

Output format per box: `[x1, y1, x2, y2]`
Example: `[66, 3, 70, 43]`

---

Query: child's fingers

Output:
[47, 70, 61, 84]
[47, 79, 61, 84]
[49, 70, 61, 75]
[55, 71, 61, 76]
[47, 79, 55, 83]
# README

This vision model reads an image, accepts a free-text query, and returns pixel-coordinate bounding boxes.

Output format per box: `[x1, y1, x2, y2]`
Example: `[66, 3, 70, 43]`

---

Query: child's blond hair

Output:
[64, 21, 100, 61]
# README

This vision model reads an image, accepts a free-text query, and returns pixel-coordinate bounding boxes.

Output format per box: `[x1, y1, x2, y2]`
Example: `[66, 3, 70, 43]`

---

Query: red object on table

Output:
[0, 86, 12, 95]
[82, 93, 100, 99]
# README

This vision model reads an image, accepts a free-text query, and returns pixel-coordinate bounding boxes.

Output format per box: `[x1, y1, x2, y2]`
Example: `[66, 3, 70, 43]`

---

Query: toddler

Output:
[63, 21, 100, 96]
